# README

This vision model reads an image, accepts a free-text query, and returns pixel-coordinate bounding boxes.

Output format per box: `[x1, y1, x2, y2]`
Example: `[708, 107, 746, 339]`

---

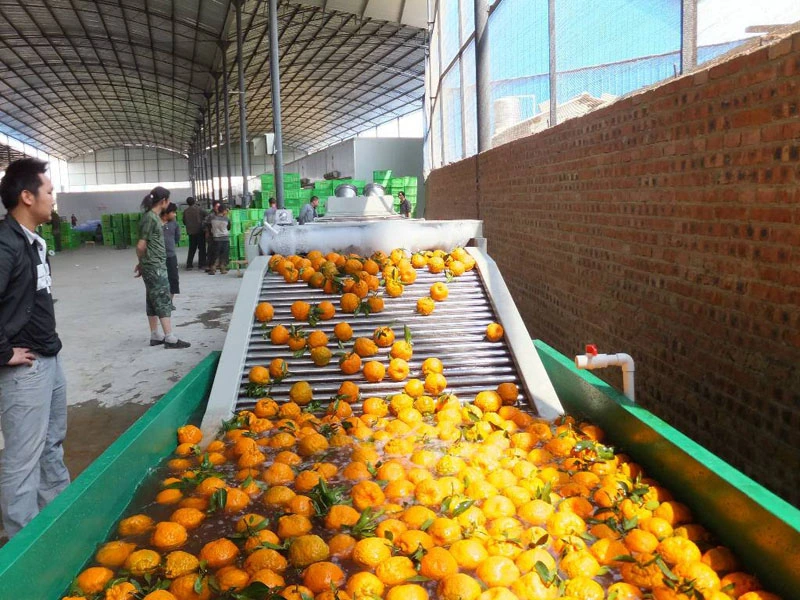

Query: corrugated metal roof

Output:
[0, 0, 425, 159]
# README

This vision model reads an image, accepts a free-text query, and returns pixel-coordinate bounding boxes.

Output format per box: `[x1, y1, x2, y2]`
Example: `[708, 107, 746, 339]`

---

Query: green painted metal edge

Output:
[533, 339, 800, 598]
[0, 352, 220, 600]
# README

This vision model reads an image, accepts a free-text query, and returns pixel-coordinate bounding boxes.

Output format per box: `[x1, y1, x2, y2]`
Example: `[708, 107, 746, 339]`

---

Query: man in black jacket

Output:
[0, 158, 70, 538]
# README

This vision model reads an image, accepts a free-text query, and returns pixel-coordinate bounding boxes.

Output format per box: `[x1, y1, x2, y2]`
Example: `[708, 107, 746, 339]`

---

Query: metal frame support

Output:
[268, 0, 285, 209]
[205, 91, 216, 203]
[548, 0, 557, 128]
[474, 0, 490, 153]
[189, 145, 196, 200]
[214, 74, 223, 201]
[235, 0, 250, 202]
[220, 41, 234, 202]
[681, 0, 697, 73]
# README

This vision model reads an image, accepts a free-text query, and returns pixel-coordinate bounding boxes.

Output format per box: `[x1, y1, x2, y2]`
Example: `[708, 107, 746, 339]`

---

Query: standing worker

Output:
[298, 196, 319, 225]
[135, 187, 190, 349]
[397, 191, 411, 218]
[207, 204, 231, 275]
[0, 158, 71, 539]
[264, 197, 277, 224]
[50, 209, 61, 252]
[161, 202, 181, 300]
[182, 197, 206, 271]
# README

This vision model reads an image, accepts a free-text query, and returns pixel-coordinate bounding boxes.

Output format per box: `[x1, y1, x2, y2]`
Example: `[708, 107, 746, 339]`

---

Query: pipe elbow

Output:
[615, 353, 635, 372]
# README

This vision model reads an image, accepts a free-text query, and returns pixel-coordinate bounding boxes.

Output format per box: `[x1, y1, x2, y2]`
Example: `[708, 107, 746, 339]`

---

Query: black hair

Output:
[141, 186, 170, 211]
[0, 157, 49, 211]
[163, 202, 178, 215]
[219, 203, 229, 213]
[397, 191, 406, 198]
[186, 196, 195, 206]
[310, 195, 319, 202]
[269, 197, 277, 206]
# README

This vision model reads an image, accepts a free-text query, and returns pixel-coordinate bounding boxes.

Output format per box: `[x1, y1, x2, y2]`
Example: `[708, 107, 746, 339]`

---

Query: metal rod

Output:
[205, 92, 216, 203]
[681, 0, 697, 73]
[236, 0, 250, 202]
[215, 74, 223, 202]
[474, 0, 490, 152]
[548, 0, 557, 127]
[221, 42, 234, 202]
[268, 0, 285, 209]
[189, 145, 196, 200]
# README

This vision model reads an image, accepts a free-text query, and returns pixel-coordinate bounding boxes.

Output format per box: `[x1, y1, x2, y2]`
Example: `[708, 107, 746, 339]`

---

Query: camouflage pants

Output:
[141, 266, 175, 318]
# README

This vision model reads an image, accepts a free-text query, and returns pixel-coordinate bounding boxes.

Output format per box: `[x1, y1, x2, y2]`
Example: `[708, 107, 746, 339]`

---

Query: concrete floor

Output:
[2, 244, 241, 480]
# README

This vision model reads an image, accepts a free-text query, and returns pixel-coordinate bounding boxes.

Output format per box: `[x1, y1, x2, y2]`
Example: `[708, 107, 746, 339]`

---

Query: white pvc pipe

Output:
[575, 352, 635, 403]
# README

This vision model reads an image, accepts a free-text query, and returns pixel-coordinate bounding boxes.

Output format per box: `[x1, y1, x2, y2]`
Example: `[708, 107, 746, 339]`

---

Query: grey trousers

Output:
[0, 354, 70, 538]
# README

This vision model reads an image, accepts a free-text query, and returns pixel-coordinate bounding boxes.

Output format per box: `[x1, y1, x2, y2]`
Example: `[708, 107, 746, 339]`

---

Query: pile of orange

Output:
[63, 248, 780, 600]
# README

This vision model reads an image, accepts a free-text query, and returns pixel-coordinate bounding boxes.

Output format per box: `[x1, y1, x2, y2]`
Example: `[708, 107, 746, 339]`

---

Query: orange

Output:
[215, 566, 250, 593]
[450, 539, 490, 569]
[421, 357, 444, 375]
[118, 514, 155, 536]
[438, 573, 483, 600]
[199, 538, 239, 569]
[424, 372, 447, 395]
[401, 505, 437, 529]
[373, 326, 395, 347]
[363, 360, 386, 383]
[673, 561, 721, 595]
[338, 380, 360, 403]
[375, 555, 417, 586]
[294, 470, 322, 493]
[289, 534, 330, 567]
[387, 584, 429, 600]
[430, 282, 449, 301]
[353, 536, 394, 568]
[388, 358, 410, 381]
[656, 536, 701, 565]
[244, 548, 288, 575]
[606, 582, 645, 600]
[340, 293, 360, 313]
[177, 425, 202, 444]
[428, 256, 445, 273]
[307, 330, 329, 348]
[625, 528, 659, 554]
[289, 381, 314, 405]
[303, 561, 345, 594]
[224, 488, 251, 513]
[702, 546, 739, 574]
[164, 550, 200, 579]
[143, 591, 179, 600]
[420, 547, 459, 580]
[125, 549, 162, 576]
[476, 556, 521, 588]
[416, 297, 435, 315]
[367, 295, 385, 313]
[391, 340, 414, 361]
[298, 432, 329, 456]
[243, 529, 282, 554]
[334, 322, 353, 341]
[363, 396, 388, 416]
[340, 352, 362, 375]
[496, 382, 519, 405]
[346, 572, 385, 599]
[103, 582, 138, 600]
[254, 398, 279, 418]
[428, 517, 463, 546]
[95, 541, 136, 568]
[151, 521, 188, 551]
[486, 323, 504, 342]
[351, 480, 386, 510]
[277, 514, 313, 538]
[474, 390, 502, 413]
[328, 533, 357, 559]
[254, 302, 274, 322]
[564, 576, 604, 600]
[310, 346, 333, 366]
[270, 324, 290, 344]
[75, 566, 114, 594]
[354, 337, 379, 358]
[291, 300, 311, 321]
[249, 569, 286, 588]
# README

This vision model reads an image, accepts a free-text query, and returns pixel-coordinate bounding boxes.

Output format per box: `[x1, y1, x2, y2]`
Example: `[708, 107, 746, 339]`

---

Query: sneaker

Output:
[207, 269, 216, 275]
[164, 339, 191, 349]
[149, 338, 165, 346]
[220, 269, 228, 274]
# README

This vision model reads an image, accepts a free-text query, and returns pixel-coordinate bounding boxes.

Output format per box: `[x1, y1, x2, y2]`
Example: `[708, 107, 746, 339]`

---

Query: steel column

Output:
[189, 145, 197, 200]
[215, 74, 223, 201]
[548, 0, 557, 127]
[221, 41, 234, 202]
[235, 0, 250, 201]
[205, 92, 216, 203]
[681, 0, 697, 73]
[268, 0, 285, 209]
[474, 0, 490, 152]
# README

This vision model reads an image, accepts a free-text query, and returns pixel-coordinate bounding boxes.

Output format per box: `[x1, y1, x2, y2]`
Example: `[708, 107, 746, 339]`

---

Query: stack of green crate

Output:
[373, 170, 392, 186]
[39, 223, 55, 251]
[101, 214, 113, 246]
[314, 180, 333, 198]
[253, 190, 263, 209]
[111, 214, 126, 248]
[126, 213, 141, 245]
[283, 173, 300, 190]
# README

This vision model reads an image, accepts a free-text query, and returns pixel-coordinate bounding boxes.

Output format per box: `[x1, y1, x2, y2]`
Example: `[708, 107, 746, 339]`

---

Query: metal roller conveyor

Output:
[200, 246, 563, 441]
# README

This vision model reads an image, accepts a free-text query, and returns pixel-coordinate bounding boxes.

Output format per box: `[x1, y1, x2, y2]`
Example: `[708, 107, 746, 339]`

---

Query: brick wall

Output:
[426, 33, 800, 506]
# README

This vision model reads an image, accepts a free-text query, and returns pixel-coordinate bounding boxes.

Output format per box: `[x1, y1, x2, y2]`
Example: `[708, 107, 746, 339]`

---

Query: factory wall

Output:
[353, 138, 425, 209]
[425, 32, 800, 505]
[284, 139, 356, 182]
[56, 186, 192, 223]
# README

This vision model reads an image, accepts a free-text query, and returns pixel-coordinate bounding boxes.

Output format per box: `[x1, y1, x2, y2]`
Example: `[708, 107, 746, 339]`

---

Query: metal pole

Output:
[548, 0, 557, 127]
[681, 0, 697, 73]
[221, 42, 234, 201]
[189, 145, 197, 200]
[215, 74, 223, 202]
[474, 0, 491, 152]
[268, 0, 285, 209]
[205, 92, 216, 203]
[235, 0, 250, 202]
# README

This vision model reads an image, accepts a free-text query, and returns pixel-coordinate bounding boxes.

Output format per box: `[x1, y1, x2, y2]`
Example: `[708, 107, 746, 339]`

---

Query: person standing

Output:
[136, 187, 190, 349]
[397, 191, 411, 218]
[207, 205, 231, 275]
[182, 197, 206, 270]
[298, 196, 319, 225]
[264, 197, 277, 224]
[70, 214, 77, 227]
[50, 209, 61, 252]
[0, 158, 71, 538]
[161, 203, 181, 300]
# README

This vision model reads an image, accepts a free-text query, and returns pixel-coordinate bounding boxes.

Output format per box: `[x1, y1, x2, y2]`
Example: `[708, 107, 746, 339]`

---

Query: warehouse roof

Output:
[0, 0, 426, 160]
